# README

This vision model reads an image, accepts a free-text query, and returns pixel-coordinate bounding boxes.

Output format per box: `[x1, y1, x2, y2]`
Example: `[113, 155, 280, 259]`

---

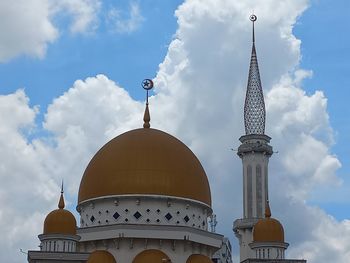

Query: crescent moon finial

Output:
[250, 14, 257, 22]
[141, 78, 154, 128]
[249, 14, 257, 43]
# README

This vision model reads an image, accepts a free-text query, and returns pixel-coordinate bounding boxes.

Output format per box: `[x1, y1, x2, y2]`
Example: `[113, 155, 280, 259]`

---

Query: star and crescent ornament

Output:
[142, 79, 154, 90]
[250, 14, 257, 22]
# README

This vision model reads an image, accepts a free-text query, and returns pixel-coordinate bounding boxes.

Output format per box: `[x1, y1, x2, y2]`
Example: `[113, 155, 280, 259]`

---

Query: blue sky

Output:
[293, 0, 350, 218]
[0, 0, 182, 111]
[0, 1, 349, 262]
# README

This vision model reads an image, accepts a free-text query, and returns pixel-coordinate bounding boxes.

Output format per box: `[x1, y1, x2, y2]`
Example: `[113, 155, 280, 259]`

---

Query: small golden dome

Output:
[133, 249, 169, 263]
[78, 128, 211, 206]
[253, 202, 284, 243]
[87, 250, 116, 263]
[187, 254, 214, 263]
[43, 192, 76, 235]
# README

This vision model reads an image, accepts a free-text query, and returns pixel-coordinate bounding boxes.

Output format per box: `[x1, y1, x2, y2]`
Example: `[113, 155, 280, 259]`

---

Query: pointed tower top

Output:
[265, 200, 271, 218]
[58, 181, 65, 209]
[141, 79, 154, 129]
[244, 14, 266, 135]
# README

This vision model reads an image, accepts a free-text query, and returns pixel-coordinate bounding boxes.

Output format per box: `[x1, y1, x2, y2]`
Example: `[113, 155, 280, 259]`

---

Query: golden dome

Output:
[187, 254, 214, 263]
[253, 202, 284, 243]
[78, 128, 211, 206]
[43, 192, 77, 235]
[87, 250, 116, 263]
[133, 249, 169, 263]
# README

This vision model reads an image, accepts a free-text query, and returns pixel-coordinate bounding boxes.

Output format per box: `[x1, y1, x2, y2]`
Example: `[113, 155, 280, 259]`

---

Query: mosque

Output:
[27, 16, 307, 263]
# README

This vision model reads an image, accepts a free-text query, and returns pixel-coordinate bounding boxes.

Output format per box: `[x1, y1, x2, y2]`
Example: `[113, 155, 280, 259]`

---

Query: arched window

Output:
[133, 249, 170, 263]
[186, 254, 213, 263]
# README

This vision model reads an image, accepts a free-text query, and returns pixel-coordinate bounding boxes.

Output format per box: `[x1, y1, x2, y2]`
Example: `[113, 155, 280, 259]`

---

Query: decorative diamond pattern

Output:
[113, 212, 120, 220]
[90, 215, 95, 222]
[133, 211, 142, 219]
[244, 44, 266, 135]
[183, 215, 190, 223]
[165, 213, 173, 221]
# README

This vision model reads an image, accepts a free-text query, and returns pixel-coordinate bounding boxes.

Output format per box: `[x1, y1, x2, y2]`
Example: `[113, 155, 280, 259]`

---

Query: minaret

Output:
[233, 14, 273, 262]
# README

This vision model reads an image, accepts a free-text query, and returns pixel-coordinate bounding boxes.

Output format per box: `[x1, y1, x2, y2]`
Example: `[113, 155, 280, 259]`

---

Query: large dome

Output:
[78, 128, 211, 206]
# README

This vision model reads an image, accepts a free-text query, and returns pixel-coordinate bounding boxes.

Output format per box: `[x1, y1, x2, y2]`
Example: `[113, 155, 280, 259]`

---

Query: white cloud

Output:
[51, 0, 101, 34]
[0, 0, 348, 263]
[0, 90, 57, 262]
[107, 2, 144, 34]
[0, 0, 101, 62]
[0, 0, 58, 62]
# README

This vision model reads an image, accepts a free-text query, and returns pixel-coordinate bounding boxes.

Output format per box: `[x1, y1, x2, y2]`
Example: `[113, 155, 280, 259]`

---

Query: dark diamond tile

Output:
[183, 215, 190, 223]
[156, 209, 161, 213]
[146, 209, 150, 213]
[113, 212, 120, 220]
[134, 211, 142, 219]
[165, 213, 173, 221]
[90, 215, 95, 222]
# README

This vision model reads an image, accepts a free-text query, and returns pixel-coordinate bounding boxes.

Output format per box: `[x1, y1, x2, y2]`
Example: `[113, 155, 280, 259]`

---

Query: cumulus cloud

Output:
[0, 90, 57, 262]
[0, 0, 100, 62]
[107, 2, 144, 34]
[51, 0, 101, 34]
[0, 0, 348, 263]
[0, 0, 58, 62]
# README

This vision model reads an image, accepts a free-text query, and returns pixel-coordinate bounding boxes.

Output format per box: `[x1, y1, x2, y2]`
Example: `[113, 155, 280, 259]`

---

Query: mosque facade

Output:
[27, 16, 307, 263]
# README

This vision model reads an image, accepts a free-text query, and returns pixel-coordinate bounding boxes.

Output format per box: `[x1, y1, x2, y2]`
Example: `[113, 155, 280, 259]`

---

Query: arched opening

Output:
[133, 249, 170, 263]
[186, 254, 213, 263]
[87, 250, 116, 263]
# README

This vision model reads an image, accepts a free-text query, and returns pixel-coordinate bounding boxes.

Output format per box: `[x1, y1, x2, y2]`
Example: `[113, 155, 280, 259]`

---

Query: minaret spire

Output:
[244, 14, 266, 135]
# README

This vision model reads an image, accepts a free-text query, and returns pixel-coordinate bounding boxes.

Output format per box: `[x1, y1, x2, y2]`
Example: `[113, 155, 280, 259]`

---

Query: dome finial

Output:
[141, 79, 154, 128]
[249, 14, 257, 43]
[265, 200, 271, 218]
[58, 180, 65, 209]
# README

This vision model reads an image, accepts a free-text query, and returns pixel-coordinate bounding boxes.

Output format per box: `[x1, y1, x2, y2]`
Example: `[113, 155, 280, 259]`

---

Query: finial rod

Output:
[250, 14, 257, 43]
[61, 179, 64, 194]
[141, 79, 154, 128]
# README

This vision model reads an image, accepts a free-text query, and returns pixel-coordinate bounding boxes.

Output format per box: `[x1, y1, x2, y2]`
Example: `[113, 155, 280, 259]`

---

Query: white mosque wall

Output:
[77, 195, 211, 231]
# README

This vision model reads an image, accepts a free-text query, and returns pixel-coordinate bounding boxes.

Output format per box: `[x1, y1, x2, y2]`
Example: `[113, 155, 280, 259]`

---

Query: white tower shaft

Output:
[233, 15, 273, 262]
